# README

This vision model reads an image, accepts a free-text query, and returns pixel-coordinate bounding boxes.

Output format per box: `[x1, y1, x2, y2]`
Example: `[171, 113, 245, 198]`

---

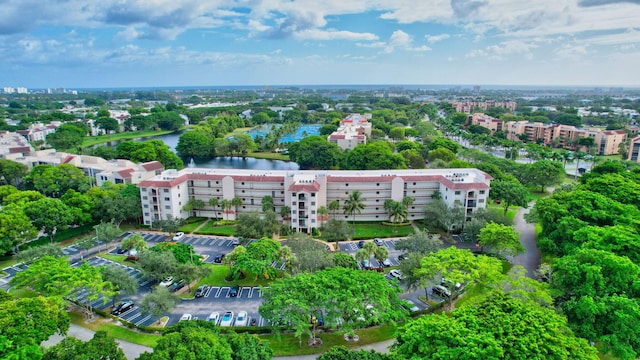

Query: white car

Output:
[179, 313, 192, 322]
[220, 311, 234, 326]
[207, 312, 220, 324]
[159, 277, 174, 287]
[389, 269, 403, 280]
[382, 258, 392, 267]
[173, 232, 185, 241]
[404, 300, 420, 312]
[235, 311, 248, 326]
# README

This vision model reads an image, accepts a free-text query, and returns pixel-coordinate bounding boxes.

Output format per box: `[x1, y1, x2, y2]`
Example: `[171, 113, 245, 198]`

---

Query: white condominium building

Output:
[138, 168, 491, 233]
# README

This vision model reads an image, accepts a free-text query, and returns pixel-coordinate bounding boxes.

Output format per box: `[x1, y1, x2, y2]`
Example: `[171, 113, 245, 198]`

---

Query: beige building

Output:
[0, 131, 35, 160]
[470, 113, 503, 133]
[452, 101, 517, 114]
[15, 150, 164, 186]
[594, 130, 627, 156]
[138, 168, 492, 233]
[328, 114, 372, 150]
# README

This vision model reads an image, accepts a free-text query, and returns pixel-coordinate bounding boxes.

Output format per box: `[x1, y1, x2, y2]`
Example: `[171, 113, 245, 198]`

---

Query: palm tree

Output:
[208, 197, 219, 220]
[261, 195, 274, 213]
[402, 196, 414, 208]
[374, 246, 389, 269]
[280, 205, 291, 231]
[317, 206, 328, 227]
[182, 198, 205, 217]
[574, 151, 587, 177]
[220, 199, 232, 221]
[388, 202, 408, 224]
[343, 190, 365, 225]
[362, 241, 377, 268]
[231, 197, 242, 218]
[560, 150, 573, 170]
[328, 200, 340, 219]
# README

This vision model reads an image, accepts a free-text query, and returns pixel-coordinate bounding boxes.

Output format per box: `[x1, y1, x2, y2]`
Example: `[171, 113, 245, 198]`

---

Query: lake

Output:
[92, 131, 300, 170]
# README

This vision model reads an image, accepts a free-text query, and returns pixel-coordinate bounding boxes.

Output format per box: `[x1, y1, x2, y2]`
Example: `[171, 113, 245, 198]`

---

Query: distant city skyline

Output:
[1, 1, 639, 88]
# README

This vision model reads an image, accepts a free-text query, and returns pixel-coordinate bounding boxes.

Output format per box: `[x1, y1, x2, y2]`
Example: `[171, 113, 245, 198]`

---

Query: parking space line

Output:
[135, 314, 153, 326]
[205, 286, 218, 298]
[216, 287, 227, 298]
[238, 287, 246, 298]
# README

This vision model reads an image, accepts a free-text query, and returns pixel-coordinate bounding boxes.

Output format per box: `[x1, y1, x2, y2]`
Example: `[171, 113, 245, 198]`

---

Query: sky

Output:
[1, 0, 639, 89]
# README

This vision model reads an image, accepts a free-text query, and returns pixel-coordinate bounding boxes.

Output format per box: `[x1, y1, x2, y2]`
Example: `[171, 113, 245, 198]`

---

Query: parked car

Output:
[207, 312, 220, 324]
[159, 277, 174, 287]
[441, 278, 463, 292]
[357, 241, 366, 248]
[397, 253, 409, 261]
[214, 254, 225, 263]
[116, 247, 127, 254]
[403, 300, 420, 312]
[179, 313, 192, 322]
[361, 260, 370, 269]
[169, 280, 185, 292]
[229, 286, 239, 297]
[232, 238, 241, 246]
[172, 232, 185, 241]
[373, 238, 384, 246]
[382, 258, 392, 267]
[111, 300, 134, 316]
[220, 311, 234, 326]
[389, 269, 404, 280]
[432, 284, 451, 298]
[195, 285, 209, 298]
[235, 311, 248, 326]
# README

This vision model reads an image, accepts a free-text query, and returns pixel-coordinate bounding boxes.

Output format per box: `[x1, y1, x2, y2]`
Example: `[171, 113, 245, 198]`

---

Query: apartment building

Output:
[476, 114, 626, 156]
[137, 168, 492, 233]
[16, 121, 63, 142]
[14, 150, 164, 186]
[327, 114, 372, 150]
[628, 135, 640, 163]
[0, 132, 35, 160]
[452, 101, 517, 114]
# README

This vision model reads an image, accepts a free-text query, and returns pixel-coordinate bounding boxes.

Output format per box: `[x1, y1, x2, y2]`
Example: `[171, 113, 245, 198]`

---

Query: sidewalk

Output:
[273, 339, 395, 360]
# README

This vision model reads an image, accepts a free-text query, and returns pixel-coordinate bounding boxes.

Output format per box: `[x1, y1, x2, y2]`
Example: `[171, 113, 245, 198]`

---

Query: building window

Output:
[413, 190, 415, 193]
[455, 191, 461, 195]
[345, 183, 349, 186]
[141, 188, 146, 192]
[143, 196, 148, 200]
[217, 189, 220, 192]
[376, 191, 380, 194]
[311, 193, 315, 197]
[413, 182, 416, 185]
[242, 206, 246, 209]
[377, 183, 379, 186]
[164, 197, 170, 201]
[143, 204, 148, 208]
[345, 192, 348, 195]
[242, 182, 245, 185]
[311, 202, 316, 206]
[208, 181, 211, 188]
[479, 199, 485, 203]
[479, 190, 486, 195]
[292, 193, 297, 197]
[216, 181, 219, 184]
[165, 205, 170, 209]
[144, 212, 149, 216]
[164, 189, 169, 193]
[311, 210, 316, 214]
[376, 199, 379, 202]
[242, 190, 245, 193]
[312, 219, 316, 223]
[251, 199, 254, 205]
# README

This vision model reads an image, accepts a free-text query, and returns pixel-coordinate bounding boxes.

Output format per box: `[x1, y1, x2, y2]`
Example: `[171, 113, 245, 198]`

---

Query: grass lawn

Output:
[194, 264, 275, 288]
[194, 221, 236, 236]
[263, 324, 397, 357]
[68, 312, 161, 347]
[81, 130, 177, 148]
[352, 223, 414, 239]
[180, 219, 208, 233]
[247, 152, 290, 161]
[100, 254, 142, 269]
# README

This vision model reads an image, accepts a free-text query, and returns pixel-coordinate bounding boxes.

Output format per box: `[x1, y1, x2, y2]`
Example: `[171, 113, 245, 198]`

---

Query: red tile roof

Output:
[329, 134, 346, 140]
[61, 155, 76, 164]
[327, 176, 394, 183]
[288, 182, 320, 192]
[117, 168, 135, 178]
[141, 161, 164, 171]
[9, 146, 31, 154]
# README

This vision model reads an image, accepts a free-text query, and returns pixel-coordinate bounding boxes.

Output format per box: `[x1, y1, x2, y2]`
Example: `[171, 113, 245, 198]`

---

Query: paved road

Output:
[512, 202, 541, 278]
[43, 323, 152, 360]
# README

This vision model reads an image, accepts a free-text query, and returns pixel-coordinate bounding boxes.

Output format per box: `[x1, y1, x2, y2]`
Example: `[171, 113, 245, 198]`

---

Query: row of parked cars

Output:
[180, 310, 252, 326]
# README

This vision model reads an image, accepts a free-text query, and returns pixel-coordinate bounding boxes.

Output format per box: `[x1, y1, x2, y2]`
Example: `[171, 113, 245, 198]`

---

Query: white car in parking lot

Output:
[207, 312, 220, 324]
[235, 311, 248, 326]
[179, 313, 192, 321]
[159, 276, 174, 287]
[404, 300, 420, 312]
[172, 232, 185, 241]
[389, 269, 403, 280]
[220, 311, 234, 326]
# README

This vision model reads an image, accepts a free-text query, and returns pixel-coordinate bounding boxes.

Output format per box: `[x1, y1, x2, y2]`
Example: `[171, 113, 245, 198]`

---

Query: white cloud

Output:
[466, 40, 538, 60]
[294, 29, 378, 41]
[384, 30, 431, 53]
[425, 34, 450, 43]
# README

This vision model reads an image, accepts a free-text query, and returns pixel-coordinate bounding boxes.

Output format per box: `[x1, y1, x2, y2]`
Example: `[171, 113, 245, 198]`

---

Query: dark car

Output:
[229, 285, 239, 297]
[398, 253, 409, 261]
[195, 285, 209, 298]
[169, 280, 185, 293]
[116, 247, 127, 255]
[214, 254, 225, 263]
[111, 300, 134, 316]
[357, 241, 366, 248]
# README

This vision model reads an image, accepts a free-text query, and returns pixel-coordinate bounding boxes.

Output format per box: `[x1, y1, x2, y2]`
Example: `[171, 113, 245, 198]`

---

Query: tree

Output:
[61, 189, 96, 225]
[138, 251, 179, 282]
[0, 159, 28, 187]
[261, 195, 274, 213]
[15, 243, 64, 264]
[320, 219, 352, 248]
[343, 190, 365, 225]
[392, 293, 598, 360]
[373, 246, 389, 268]
[259, 267, 407, 345]
[139, 286, 180, 318]
[427, 147, 456, 163]
[0, 203, 38, 253]
[94, 220, 123, 251]
[24, 198, 74, 242]
[137, 322, 232, 360]
[43, 331, 126, 360]
[423, 199, 465, 234]
[286, 233, 333, 274]
[120, 234, 148, 254]
[152, 215, 185, 238]
[384, 200, 408, 224]
[236, 212, 278, 240]
[318, 346, 393, 360]
[182, 198, 206, 217]
[477, 222, 524, 257]
[232, 238, 282, 281]
[428, 137, 460, 153]
[416, 247, 503, 303]
[490, 180, 529, 215]
[0, 296, 70, 359]
[361, 242, 377, 268]
[176, 130, 214, 158]
[523, 160, 565, 193]
[231, 196, 242, 215]
[32, 164, 92, 197]
[208, 197, 220, 220]
[101, 265, 138, 307]
[221, 199, 232, 220]
[344, 142, 407, 170]
[328, 200, 340, 218]
[229, 134, 257, 157]
[317, 205, 328, 227]
[46, 125, 84, 151]
[288, 136, 343, 170]
[394, 230, 443, 255]
[95, 117, 120, 134]
[225, 331, 273, 360]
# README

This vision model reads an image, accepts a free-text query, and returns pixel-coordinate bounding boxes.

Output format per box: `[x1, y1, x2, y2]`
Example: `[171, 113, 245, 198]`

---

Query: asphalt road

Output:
[512, 202, 541, 278]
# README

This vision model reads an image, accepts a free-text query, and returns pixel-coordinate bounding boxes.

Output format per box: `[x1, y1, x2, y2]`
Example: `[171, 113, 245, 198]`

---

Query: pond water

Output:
[238, 124, 321, 143]
[91, 131, 299, 170]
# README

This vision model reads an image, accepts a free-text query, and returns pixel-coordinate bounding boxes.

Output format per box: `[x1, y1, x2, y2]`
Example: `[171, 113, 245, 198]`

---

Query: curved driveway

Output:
[512, 202, 541, 278]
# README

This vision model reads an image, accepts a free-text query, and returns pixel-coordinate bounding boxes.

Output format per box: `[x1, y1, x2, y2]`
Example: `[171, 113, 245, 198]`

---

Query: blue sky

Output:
[1, 0, 639, 88]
